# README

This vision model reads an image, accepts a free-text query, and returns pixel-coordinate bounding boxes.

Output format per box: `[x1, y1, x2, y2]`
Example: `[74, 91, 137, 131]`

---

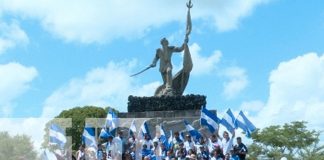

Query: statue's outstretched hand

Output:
[150, 63, 156, 68]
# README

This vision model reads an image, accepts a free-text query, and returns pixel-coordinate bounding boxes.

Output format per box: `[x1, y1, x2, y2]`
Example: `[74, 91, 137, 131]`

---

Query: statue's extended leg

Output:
[166, 68, 172, 89]
[161, 72, 167, 86]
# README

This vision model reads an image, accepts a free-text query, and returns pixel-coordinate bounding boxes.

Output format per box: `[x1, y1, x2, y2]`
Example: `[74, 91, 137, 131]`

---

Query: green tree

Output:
[0, 131, 37, 160]
[42, 106, 117, 151]
[249, 121, 324, 160]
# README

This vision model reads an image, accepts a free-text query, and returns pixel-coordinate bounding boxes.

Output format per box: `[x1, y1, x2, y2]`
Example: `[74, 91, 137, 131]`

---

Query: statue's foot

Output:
[163, 87, 175, 96]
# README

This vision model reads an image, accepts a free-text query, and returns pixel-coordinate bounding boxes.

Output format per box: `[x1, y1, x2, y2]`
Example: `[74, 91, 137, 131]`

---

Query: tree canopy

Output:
[42, 106, 117, 151]
[0, 131, 37, 160]
[249, 121, 324, 159]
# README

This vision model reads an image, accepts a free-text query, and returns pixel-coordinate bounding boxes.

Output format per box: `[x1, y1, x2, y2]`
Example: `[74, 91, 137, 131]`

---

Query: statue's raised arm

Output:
[185, 0, 193, 42]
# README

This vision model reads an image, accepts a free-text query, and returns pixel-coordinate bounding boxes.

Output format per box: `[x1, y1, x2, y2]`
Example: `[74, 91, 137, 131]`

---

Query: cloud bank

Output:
[0, 63, 38, 116]
[0, 0, 268, 43]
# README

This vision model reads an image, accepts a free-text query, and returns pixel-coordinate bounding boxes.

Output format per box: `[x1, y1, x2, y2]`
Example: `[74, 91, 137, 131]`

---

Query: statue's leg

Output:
[166, 67, 172, 89]
[161, 72, 167, 86]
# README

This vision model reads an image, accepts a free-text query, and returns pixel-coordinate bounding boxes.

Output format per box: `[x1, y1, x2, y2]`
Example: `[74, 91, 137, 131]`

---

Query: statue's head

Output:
[160, 37, 169, 46]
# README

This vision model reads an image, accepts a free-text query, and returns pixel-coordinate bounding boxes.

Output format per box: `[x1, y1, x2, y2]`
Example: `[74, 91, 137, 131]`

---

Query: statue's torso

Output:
[157, 47, 174, 72]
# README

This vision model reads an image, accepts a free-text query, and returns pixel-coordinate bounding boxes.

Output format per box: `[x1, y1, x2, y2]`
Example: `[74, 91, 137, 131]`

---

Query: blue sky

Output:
[0, 0, 324, 135]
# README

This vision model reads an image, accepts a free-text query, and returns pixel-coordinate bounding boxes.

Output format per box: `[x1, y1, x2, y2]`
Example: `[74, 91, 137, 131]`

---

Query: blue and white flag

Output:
[184, 120, 201, 141]
[49, 123, 66, 149]
[235, 111, 256, 137]
[179, 131, 185, 142]
[139, 120, 151, 139]
[99, 127, 113, 139]
[168, 130, 173, 149]
[221, 109, 236, 133]
[82, 124, 97, 150]
[159, 124, 167, 142]
[201, 107, 221, 133]
[106, 109, 118, 134]
[129, 119, 136, 136]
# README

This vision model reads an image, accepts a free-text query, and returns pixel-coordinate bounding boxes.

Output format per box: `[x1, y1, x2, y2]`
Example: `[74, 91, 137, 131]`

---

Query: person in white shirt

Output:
[208, 134, 223, 153]
[140, 133, 153, 149]
[183, 134, 195, 152]
[113, 131, 125, 159]
[220, 130, 235, 155]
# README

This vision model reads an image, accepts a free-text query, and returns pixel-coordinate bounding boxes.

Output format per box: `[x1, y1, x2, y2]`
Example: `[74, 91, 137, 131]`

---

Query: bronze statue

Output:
[131, 0, 193, 96]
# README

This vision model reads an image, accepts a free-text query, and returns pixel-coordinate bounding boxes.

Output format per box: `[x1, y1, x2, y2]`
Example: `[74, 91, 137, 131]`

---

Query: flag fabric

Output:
[184, 120, 201, 141]
[200, 107, 220, 133]
[168, 130, 173, 150]
[82, 124, 97, 150]
[221, 109, 236, 133]
[129, 119, 136, 136]
[99, 127, 113, 139]
[159, 124, 168, 148]
[49, 123, 66, 149]
[106, 109, 118, 134]
[139, 120, 151, 139]
[235, 111, 256, 137]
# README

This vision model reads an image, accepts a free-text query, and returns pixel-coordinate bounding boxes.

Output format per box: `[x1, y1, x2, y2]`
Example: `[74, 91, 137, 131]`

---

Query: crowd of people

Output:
[76, 130, 248, 160]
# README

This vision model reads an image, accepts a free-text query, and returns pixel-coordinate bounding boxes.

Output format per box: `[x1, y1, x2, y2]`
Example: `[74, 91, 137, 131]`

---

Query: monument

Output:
[119, 2, 215, 154]
[124, 0, 207, 115]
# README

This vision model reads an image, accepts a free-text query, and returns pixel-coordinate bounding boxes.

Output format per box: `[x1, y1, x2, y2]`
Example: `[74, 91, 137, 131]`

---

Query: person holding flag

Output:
[139, 120, 153, 150]
[128, 119, 137, 149]
[183, 134, 195, 153]
[218, 109, 236, 155]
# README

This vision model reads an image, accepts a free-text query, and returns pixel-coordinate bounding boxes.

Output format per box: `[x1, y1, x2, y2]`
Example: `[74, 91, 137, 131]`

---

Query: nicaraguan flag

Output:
[82, 123, 97, 150]
[235, 111, 256, 137]
[159, 124, 168, 144]
[49, 123, 66, 149]
[139, 120, 151, 139]
[168, 130, 173, 149]
[221, 109, 236, 133]
[129, 119, 136, 136]
[200, 107, 221, 133]
[184, 120, 201, 141]
[99, 127, 113, 139]
[106, 109, 118, 132]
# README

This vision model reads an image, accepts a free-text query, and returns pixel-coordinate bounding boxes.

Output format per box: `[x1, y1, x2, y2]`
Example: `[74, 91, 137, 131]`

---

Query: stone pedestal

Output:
[117, 94, 213, 137]
[127, 94, 206, 112]
[118, 109, 201, 118]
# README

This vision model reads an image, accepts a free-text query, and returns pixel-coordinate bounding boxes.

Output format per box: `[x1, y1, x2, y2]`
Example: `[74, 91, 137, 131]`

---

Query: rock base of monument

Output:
[127, 94, 206, 112]
[118, 109, 201, 118]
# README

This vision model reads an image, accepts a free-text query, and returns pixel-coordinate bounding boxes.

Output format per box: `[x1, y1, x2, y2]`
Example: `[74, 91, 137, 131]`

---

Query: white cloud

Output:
[0, 21, 29, 54]
[222, 66, 248, 99]
[253, 53, 324, 130]
[189, 43, 222, 76]
[41, 60, 160, 118]
[0, 62, 38, 116]
[0, 0, 268, 43]
[240, 100, 264, 113]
